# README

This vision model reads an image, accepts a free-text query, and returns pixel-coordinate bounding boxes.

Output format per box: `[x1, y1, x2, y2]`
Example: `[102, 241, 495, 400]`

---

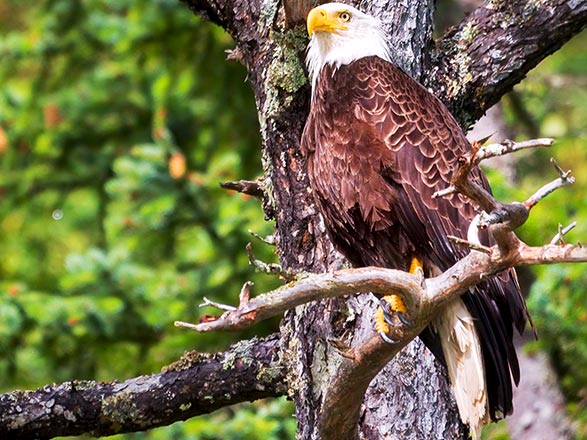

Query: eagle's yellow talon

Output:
[374, 306, 391, 334]
[381, 294, 407, 315]
[409, 257, 425, 285]
[375, 294, 408, 342]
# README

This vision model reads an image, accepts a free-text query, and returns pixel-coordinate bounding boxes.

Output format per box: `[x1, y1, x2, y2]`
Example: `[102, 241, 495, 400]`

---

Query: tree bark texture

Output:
[183, 0, 586, 439]
[0, 335, 285, 439]
[429, 0, 587, 128]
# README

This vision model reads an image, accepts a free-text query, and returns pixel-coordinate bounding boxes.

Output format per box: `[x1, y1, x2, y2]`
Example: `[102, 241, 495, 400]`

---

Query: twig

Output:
[220, 179, 264, 198]
[225, 47, 244, 64]
[550, 221, 577, 245]
[199, 296, 236, 311]
[239, 281, 253, 304]
[433, 185, 457, 199]
[550, 157, 572, 178]
[176, 282, 254, 331]
[447, 235, 492, 254]
[249, 229, 277, 245]
[524, 161, 574, 209]
[434, 138, 554, 203]
[473, 138, 554, 163]
[246, 242, 296, 280]
[175, 320, 202, 331]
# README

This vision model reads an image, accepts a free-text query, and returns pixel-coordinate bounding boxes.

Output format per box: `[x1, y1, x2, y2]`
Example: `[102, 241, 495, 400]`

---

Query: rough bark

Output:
[180, 0, 586, 439]
[429, 0, 587, 128]
[0, 335, 285, 440]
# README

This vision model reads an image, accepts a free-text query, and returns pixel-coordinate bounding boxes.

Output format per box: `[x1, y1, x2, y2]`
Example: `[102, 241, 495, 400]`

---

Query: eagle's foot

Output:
[374, 258, 422, 343]
[410, 258, 425, 287]
[375, 294, 410, 343]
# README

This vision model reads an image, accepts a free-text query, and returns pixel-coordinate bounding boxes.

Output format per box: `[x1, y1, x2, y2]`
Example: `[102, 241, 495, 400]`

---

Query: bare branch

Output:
[447, 234, 492, 254]
[524, 164, 575, 209]
[550, 221, 577, 245]
[175, 268, 424, 332]
[434, 137, 554, 201]
[199, 296, 237, 311]
[175, 240, 587, 335]
[239, 279, 253, 303]
[220, 179, 264, 199]
[473, 138, 554, 162]
[433, 184, 457, 199]
[524, 176, 575, 209]
[429, 0, 587, 126]
[176, 134, 585, 338]
[246, 243, 295, 280]
[518, 243, 587, 266]
[248, 229, 277, 245]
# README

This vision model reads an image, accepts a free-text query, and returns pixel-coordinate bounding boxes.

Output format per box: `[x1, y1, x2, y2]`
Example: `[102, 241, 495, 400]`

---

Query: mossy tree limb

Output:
[429, 0, 587, 127]
[0, 335, 285, 440]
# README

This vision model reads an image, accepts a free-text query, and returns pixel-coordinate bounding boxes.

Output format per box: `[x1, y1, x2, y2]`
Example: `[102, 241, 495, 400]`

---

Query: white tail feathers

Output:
[433, 298, 489, 439]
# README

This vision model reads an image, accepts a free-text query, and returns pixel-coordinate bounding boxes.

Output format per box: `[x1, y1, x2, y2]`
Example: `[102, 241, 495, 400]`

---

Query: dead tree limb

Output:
[176, 138, 587, 440]
[176, 137, 580, 335]
[220, 179, 264, 198]
[176, 268, 424, 332]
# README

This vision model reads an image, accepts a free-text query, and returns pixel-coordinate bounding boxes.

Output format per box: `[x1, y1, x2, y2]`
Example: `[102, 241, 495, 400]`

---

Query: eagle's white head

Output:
[306, 3, 391, 91]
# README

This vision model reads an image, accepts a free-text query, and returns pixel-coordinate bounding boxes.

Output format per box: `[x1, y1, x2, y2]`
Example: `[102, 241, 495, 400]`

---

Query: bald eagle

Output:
[301, 3, 531, 437]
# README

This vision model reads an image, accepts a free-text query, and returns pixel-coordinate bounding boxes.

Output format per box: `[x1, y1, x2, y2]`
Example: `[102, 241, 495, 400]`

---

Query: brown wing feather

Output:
[302, 56, 531, 419]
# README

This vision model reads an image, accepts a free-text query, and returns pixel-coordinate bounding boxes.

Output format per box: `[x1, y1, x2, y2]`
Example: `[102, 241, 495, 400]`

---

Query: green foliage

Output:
[0, 0, 292, 438]
[123, 398, 297, 440]
[481, 420, 510, 440]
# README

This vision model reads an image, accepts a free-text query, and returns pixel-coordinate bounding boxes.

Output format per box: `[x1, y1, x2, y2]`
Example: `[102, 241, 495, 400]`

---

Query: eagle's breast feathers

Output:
[302, 57, 484, 268]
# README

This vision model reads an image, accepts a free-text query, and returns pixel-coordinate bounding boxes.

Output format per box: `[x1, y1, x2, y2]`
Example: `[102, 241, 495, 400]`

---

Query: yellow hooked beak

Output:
[307, 6, 349, 37]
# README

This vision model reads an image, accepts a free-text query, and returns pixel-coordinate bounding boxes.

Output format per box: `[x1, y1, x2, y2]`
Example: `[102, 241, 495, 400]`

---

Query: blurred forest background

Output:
[0, 1, 586, 439]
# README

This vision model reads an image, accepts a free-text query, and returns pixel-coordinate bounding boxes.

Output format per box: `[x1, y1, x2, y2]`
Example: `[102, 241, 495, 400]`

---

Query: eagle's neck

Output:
[306, 28, 391, 94]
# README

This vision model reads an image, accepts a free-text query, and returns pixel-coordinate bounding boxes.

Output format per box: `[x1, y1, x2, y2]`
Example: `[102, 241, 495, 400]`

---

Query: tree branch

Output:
[430, 0, 587, 127]
[175, 138, 587, 440]
[176, 268, 424, 332]
[524, 158, 575, 209]
[220, 179, 265, 198]
[0, 335, 285, 440]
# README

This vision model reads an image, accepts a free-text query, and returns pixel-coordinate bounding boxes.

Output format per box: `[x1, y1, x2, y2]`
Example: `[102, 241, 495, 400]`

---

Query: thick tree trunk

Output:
[183, 0, 586, 438]
[270, 4, 466, 438]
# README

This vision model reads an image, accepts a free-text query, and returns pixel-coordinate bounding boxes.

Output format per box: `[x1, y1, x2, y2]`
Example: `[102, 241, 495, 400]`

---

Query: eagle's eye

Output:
[339, 11, 351, 22]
